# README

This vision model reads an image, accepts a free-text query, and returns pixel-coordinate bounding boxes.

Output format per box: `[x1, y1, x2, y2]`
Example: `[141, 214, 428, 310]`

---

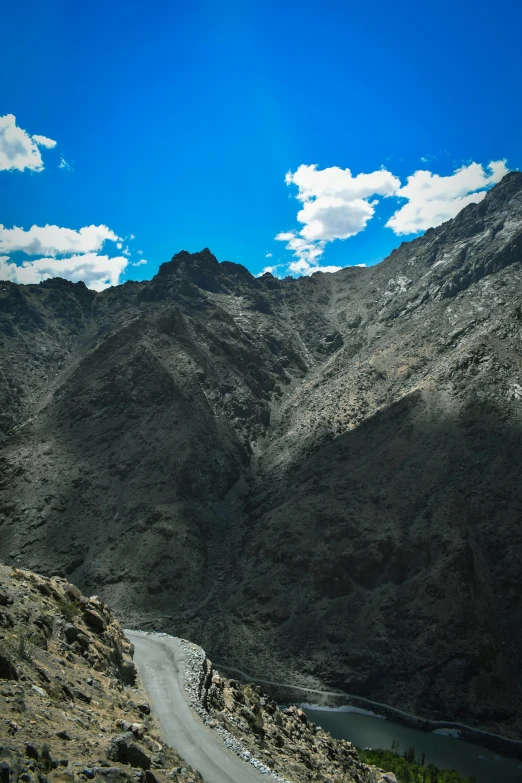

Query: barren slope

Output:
[1, 172, 521, 738]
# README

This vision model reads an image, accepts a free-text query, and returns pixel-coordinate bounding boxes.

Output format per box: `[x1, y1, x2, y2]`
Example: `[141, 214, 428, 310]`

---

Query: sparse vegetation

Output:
[17, 630, 33, 662]
[55, 593, 81, 621]
[358, 746, 477, 783]
[0, 563, 202, 783]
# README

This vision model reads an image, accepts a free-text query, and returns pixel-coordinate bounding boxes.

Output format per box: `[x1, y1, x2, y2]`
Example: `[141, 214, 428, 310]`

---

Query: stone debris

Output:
[0, 566, 203, 783]
[178, 637, 293, 782]
[166, 634, 386, 783]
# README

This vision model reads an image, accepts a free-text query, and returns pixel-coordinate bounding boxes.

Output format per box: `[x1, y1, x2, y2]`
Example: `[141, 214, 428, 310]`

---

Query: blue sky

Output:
[1, 0, 521, 289]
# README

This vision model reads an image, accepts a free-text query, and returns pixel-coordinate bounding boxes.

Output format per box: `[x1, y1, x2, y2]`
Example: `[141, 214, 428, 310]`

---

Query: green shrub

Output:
[358, 747, 477, 783]
[55, 594, 80, 621]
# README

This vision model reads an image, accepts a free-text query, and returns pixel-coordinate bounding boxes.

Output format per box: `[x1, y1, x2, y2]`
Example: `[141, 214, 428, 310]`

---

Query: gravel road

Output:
[126, 631, 276, 783]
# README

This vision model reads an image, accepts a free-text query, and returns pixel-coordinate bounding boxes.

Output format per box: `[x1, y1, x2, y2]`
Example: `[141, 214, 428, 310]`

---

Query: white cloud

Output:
[0, 222, 129, 290]
[0, 223, 120, 257]
[131, 259, 147, 266]
[275, 159, 510, 274]
[0, 253, 128, 291]
[386, 160, 509, 235]
[0, 114, 57, 172]
[58, 156, 72, 170]
[257, 263, 283, 277]
[288, 258, 342, 276]
[276, 164, 401, 275]
[265, 252, 273, 258]
[31, 134, 57, 149]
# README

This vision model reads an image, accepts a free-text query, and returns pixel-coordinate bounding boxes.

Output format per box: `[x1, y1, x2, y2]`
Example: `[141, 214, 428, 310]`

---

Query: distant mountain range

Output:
[1, 171, 521, 739]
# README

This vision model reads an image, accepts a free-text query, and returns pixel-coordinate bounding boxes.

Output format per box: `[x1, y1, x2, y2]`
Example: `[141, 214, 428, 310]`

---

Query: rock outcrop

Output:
[1, 172, 522, 738]
[0, 564, 200, 783]
[197, 653, 388, 783]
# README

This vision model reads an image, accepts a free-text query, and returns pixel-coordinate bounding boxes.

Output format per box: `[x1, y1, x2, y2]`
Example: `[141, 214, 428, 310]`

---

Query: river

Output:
[300, 705, 522, 783]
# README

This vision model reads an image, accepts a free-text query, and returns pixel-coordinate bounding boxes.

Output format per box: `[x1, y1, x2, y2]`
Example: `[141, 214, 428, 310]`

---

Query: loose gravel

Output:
[178, 637, 293, 782]
[139, 632, 293, 782]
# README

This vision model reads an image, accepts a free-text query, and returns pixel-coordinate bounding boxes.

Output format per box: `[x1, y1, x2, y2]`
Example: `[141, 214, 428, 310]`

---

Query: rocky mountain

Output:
[1, 172, 521, 739]
[0, 564, 202, 783]
[0, 564, 390, 783]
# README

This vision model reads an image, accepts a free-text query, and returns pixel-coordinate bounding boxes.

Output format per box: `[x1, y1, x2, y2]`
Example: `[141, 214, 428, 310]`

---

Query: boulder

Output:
[83, 609, 106, 632]
[92, 767, 137, 783]
[107, 733, 151, 770]
[118, 656, 137, 685]
[63, 583, 81, 601]
[33, 614, 53, 639]
[130, 723, 145, 740]
[73, 687, 91, 703]
[64, 624, 80, 643]
[0, 649, 18, 680]
[25, 744, 39, 761]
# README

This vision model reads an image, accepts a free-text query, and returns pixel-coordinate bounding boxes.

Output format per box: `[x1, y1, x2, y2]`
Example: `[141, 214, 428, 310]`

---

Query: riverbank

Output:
[299, 707, 522, 783]
[214, 662, 522, 761]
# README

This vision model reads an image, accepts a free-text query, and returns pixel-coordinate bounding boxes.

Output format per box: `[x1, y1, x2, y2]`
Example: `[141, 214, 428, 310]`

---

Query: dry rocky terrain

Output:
[0, 566, 391, 783]
[194, 649, 392, 783]
[1, 172, 521, 739]
[0, 564, 201, 783]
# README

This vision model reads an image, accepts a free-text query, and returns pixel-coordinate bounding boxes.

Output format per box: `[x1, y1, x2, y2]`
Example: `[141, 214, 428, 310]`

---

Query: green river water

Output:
[301, 706, 522, 783]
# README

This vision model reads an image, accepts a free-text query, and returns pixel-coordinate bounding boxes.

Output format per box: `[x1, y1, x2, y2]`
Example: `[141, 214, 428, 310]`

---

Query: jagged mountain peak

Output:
[151, 247, 255, 296]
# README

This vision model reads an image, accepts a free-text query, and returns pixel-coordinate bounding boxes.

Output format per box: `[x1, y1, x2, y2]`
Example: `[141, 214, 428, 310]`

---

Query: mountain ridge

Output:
[1, 172, 522, 739]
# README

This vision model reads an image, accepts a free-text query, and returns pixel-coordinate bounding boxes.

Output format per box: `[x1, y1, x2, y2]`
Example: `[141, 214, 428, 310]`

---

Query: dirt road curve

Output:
[126, 631, 269, 783]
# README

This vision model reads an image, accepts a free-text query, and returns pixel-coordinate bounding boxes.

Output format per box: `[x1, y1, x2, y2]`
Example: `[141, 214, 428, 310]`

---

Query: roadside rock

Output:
[0, 565, 201, 783]
[83, 609, 107, 632]
[107, 733, 152, 770]
[182, 638, 384, 783]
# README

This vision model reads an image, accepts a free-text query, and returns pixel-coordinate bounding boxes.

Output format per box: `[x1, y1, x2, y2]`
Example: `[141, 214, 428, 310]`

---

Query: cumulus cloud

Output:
[386, 160, 509, 235]
[275, 159, 510, 275]
[0, 223, 120, 257]
[0, 253, 128, 291]
[258, 265, 278, 276]
[276, 164, 400, 274]
[0, 222, 129, 291]
[131, 259, 147, 267]
[0, 114, 57, 172]
[31, 134, 57, 149]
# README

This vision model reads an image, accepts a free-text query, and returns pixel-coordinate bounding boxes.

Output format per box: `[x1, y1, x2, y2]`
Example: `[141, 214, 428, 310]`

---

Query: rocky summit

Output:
[1, 172, 522, 739]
